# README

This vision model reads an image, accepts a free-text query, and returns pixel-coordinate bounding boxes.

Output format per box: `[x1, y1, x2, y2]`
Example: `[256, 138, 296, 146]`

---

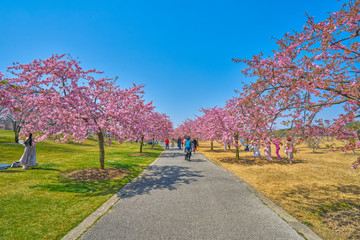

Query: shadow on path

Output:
[161, 150, 207, 162]
[120, 165, 204, 199]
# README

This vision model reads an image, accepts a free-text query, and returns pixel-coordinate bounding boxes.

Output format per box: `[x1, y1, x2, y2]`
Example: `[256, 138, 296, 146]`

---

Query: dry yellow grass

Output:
[198, 140, 360, 240]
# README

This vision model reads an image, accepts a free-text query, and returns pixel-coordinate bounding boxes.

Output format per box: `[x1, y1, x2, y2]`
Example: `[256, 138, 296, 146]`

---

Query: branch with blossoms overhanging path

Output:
[231, 0, 360, 159]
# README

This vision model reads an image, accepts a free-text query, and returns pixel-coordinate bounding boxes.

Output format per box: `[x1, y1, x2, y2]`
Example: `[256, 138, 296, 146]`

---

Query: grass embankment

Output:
[0, 130, 163, 240]
[199, 140, 360, 240]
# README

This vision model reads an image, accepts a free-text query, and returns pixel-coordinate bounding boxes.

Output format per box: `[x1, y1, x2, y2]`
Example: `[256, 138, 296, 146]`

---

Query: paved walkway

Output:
[80, 148, 304, 240]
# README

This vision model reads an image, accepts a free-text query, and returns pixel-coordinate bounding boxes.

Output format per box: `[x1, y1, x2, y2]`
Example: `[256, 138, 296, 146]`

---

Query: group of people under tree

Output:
[240, 137, 295, 164]
[219, 136, 296, 164]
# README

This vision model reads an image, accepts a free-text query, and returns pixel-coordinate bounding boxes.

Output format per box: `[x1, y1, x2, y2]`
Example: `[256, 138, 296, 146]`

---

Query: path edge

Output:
[61, 150, 164, 240]
[200, 152, 322, 240]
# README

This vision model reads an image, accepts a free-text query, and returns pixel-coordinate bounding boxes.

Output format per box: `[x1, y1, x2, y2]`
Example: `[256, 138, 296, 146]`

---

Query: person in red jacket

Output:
[165, 138, 170, 150]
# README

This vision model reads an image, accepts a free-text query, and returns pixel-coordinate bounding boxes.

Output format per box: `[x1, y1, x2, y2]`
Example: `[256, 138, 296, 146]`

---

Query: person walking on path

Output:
[192, 137, 198, 154]
[184, 136, 192, 161]
[285, 137, 294, 164]
[20, 133, 38, 170]
[177, 137, 182, 150]
[264, 140, 272, 163]
[165, 138, 170, 150]
[181, 138, 184, 148]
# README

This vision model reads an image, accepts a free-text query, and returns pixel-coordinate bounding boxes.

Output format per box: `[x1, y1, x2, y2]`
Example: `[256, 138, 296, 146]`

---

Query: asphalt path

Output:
[80, 147, 304, 240]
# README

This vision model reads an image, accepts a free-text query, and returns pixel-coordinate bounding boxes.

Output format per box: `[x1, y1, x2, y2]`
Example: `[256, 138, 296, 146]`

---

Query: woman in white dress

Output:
[20, 133, 38, 169]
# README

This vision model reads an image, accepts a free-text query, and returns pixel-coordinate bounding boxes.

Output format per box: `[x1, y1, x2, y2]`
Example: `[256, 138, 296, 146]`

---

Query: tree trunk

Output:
[234, 133, 239, 160]
[15, 131, 19, 143]
[211, 141, 213, 151]
[140, 136, 144, 153]
[152, 137, 155, 149]
[98, 130, 105, 170]
[235, 145, 239, 160]
[13, 123, 21, 143]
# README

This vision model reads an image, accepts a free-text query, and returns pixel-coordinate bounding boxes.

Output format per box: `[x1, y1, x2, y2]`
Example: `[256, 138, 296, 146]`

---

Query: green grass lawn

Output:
[0, 130, 163, 240]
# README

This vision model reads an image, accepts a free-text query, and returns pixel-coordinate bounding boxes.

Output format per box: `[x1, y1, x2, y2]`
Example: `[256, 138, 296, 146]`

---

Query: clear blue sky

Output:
[0, 0, 344, 126]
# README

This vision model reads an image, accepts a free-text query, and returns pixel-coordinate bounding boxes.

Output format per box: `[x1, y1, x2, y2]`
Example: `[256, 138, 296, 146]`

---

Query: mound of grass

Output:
[0, 130, 163, 240]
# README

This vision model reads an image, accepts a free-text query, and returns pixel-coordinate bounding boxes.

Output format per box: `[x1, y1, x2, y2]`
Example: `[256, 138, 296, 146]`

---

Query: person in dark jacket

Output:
[192, 137, 198, 154]
[177, 137, 182, 150]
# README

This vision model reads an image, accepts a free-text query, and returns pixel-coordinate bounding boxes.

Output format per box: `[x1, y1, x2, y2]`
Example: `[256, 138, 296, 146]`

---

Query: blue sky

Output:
[0, 0, 344, 126]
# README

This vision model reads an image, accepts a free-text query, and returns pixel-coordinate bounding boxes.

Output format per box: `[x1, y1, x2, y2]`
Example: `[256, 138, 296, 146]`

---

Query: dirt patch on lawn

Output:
[130, 153, 150, 157]
[63, 168, 129, 181]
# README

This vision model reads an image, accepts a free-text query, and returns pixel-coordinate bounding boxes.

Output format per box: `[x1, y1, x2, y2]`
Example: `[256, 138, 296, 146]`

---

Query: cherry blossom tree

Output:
[174, 119, 198, 139]
[232, 0, 360, 153]
[3, 54, 154, 169]
[122, 107, 173, 153]
[196, 107, 229, 151]
[147, 112, 173, 148]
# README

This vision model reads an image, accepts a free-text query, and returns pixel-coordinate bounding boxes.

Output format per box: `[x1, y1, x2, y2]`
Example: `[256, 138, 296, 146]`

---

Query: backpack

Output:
[185, 140, 191, 148]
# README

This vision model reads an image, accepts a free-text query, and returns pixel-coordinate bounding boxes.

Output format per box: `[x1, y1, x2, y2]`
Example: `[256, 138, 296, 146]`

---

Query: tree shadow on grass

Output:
[119, 165, 204, 199]
[219, 155, 305, 166]
[29, 174, 136, 196]
[32, 168, 61, 171]
[106, 162, 141, 172]
[307, 152, 326, 154]
[202, 149, 228, 153]
[281, 183, 360, 239]
[31, 163, 61, 171]
[335, 184, 360, 195]
[0, 170, 23, 173]
[66, 141, 93, 147]
[29, 156, 205, 198]
[29, 161, 140, 196]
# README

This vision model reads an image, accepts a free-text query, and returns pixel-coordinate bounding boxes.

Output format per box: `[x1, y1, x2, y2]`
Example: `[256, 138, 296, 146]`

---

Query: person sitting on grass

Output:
[20, 133, 38, 170]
